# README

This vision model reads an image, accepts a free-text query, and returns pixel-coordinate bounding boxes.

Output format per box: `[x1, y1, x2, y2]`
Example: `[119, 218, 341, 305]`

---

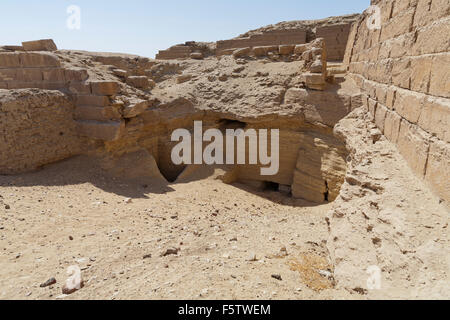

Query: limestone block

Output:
[397, 120, 430, 177]
[233, 47, 251, 58]
[412, 18, 450, 55]
[126, 76, 150, 89]
[410, 56, 433, 94]
[384, 109, 402, 143]
[22, 39, 57, 51]
[374, 103, 388, 133]
[90, 81, 120, 96]
[429, 53, 450, 98]
[368, 98, 377, 120]
[17, 68, 43, 81]
[304, 72, 326, 91]
[76, 120, 125, 141]
[75, 95, 109, 107]
[0, 52, 21, 67]
[0, 68, 17, 81]
[112, 69, 128, 78]
[64, 68, 89, 82]
[418, 96, 450, 143]
[294, 44, 308, 55]
[279, 45, 295, 55]
[123, 99, 149, 118]
[177, 74, 192, 84]
[386, 86, 397, 110]
[190, 52, 203, 60]
[0, 82, 7, 89]
[391, 58, 411, 89]
[394, 88, 425, 124]
[414, 0, 450, 28]
[42, 68, 65, 82]
[379, 8, 415, 42]
[425, 139, 450, 202]
[68, 83, 91, 95]
[19, 52, 60, 67]
[309, 60, 323, 73]
[74, 106, 109, 121]
[252, 46, 278, 57]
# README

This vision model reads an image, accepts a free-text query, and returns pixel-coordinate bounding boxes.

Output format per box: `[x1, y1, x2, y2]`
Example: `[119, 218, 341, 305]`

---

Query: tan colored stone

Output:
[374, 103, 388, 133]
[76, 120, 125, 141]
[419, 96, 450, 143]
[177, 74, 192, 84]
[393, 89, 425, 124]
[384, 109, 402, 143]
[64, 68, 88, 82]
[42, 68, 65, 82]
[0, 52, 21, 67]
[233, 47, 251, 58]
[279, 45, 295, 55]
[19, 52, 60, 67]
[22, 39, 57, 51]
[126, 76, 150, 89]
[429, 53, 450, 98]
[90, 81, 120, 96]
[425, 139, 450, 202]
[75, 95, 109, 107]
[397, 120, 430, 177]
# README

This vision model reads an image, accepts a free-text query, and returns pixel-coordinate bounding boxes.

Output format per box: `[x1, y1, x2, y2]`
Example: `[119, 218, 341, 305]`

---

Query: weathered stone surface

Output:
[177, 74, 192, 84]
[418, 96, 450, 143]
[76, 95, 109, 107]
[190, 52, 203, 60]
[76, 120, 125, 141]
[126, 76, 150, 89]
[19, 52, 60, 67]
[0, 52, 21, 67]
[64, 68, 89, 82]
[425, 139, 450, 202]
[123, 99, 149, 118]
[22, 39, 57, 51]
[233, 47, 251, 58]
[252, 46, 278, 57]
[0, 89, 81, 174]
[279, 45, 295, 55]
[397, 120, 430, 176]
[90, 81, 120, 96]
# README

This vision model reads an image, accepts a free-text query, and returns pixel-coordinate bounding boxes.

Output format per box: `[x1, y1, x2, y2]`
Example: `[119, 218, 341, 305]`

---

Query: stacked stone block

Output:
[345, 0, 450, 202]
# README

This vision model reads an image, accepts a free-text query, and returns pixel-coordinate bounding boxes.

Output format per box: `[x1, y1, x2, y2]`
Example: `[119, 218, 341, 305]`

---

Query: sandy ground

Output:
[0, 156, 357, 300]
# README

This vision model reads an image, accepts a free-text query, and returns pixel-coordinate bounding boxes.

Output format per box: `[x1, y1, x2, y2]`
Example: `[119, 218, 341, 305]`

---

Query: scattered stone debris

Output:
[271, 274, 282, 281]
[40, 277, 57, 288]
[160, 247, 180, 257]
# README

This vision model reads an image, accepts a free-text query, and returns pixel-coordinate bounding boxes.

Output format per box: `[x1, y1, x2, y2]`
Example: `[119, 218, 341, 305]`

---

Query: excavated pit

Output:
[104, 113, 349, 205]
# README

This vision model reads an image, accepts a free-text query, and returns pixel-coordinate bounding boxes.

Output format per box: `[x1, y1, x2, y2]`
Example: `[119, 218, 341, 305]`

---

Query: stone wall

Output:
[316, 23, 352, 61]
[216, 29, 307, 55]
[0, 89, 82, 174]
[345, 0, 450, 202]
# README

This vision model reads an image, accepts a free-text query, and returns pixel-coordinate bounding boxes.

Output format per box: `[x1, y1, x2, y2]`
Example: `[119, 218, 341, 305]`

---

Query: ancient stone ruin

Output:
[0, 1, 448, 300]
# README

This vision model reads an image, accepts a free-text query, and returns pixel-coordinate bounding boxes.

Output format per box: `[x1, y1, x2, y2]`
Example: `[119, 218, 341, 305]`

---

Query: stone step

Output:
[75, 120, 124, 141]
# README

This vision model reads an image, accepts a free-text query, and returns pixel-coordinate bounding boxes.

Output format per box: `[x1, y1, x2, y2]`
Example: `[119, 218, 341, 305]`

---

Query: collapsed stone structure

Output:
[156, 14, 359, 61]
[0, 2, 448, 298]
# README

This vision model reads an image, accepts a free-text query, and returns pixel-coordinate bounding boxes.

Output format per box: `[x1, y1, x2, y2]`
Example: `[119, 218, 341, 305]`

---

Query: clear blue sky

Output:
[0, 0, 369, 58]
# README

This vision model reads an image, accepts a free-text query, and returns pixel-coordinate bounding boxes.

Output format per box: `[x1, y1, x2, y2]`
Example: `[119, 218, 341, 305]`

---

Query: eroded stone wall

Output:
[0, 89, 82, 174]
[345, 0, 450, 202]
